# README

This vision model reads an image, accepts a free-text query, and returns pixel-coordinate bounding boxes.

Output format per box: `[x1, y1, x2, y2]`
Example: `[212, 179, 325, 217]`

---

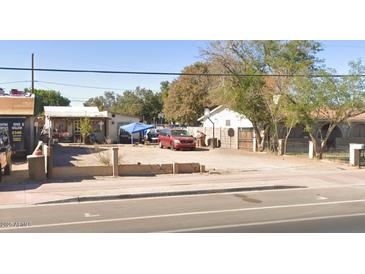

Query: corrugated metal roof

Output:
[44, 106, 108, 118]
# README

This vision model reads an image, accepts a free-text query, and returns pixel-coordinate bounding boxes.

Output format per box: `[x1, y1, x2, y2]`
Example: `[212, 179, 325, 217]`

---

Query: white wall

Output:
[107, 113, 139, 143]
[201, 108, 252, 128]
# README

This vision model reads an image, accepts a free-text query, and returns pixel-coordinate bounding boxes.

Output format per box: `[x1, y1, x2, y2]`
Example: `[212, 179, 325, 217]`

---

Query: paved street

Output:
[3, 182, 365, 232]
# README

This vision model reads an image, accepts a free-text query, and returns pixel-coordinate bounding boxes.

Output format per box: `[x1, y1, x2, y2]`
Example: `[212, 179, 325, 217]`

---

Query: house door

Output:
[73, 120, 81, 143]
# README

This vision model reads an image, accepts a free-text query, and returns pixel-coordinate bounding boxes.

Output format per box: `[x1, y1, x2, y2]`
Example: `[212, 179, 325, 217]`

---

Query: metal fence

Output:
[284, 138, 309, 155]
[322, 145, 350, 163]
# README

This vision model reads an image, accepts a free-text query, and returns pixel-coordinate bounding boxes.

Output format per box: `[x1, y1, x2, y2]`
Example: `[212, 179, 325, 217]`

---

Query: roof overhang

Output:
[0, 96, 35, 116]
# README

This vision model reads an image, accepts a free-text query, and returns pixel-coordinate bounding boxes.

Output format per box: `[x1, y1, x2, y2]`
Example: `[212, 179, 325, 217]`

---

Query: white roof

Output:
[44, 106, 108, 118]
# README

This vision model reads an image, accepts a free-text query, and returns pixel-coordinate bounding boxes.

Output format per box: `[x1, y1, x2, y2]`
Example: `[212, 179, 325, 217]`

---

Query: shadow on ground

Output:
[53, 144, 107, 167]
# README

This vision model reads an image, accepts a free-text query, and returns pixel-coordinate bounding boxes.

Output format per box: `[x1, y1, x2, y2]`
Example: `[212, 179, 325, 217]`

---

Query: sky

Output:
[1, 40, 365, 106]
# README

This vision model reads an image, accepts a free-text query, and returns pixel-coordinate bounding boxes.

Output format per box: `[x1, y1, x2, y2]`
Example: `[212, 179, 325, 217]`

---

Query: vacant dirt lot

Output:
[53, 143, 351, 174]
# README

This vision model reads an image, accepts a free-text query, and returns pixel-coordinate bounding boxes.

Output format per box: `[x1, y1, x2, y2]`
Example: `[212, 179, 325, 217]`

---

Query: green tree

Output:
[111, 90, 143, 117]
[84, 88, 163, 123]
[136, 87, 163, 123]
[163, 62, 212, 125]
[109, 87, 163, 123]
[25, 88, 70, 114]
[292, 60, 365, 158]
[84, 91, 116, 111]
[203, 40, 322, 151]
[79, 117, 93, 144]
[203, 41, 272, 150]
[160, 81, 170, 100]
[84, 96, 107, 111]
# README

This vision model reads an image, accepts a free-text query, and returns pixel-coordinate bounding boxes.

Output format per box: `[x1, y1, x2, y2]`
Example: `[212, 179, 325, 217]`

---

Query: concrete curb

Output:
[38, 184, 306, 205]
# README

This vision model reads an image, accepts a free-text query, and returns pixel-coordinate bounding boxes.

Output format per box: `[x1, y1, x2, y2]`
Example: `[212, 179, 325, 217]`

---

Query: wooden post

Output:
[278, 139, 284, 156]
[47, 146, 53, 178]
[173, 162, 178, 174]
[112, 147, 119, 177]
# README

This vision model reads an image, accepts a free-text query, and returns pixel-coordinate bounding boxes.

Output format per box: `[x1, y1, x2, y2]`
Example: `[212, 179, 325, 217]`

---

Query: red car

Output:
[10, 89, 24, 96]
[158, 128, 196, 150]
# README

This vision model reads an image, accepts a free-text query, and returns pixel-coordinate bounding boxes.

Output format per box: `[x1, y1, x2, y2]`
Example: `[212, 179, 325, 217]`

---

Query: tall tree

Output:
[111, 90, 143, 117]
[84, 91, 117, 111]
[291, 60, 365, 158]
[87, 87, 163, 123]
[203, 40, 322, 151]
[25, 88, 70, 114]
[163, 62, 212, 125]
[203, 41, 271, 150]
[160, 81, 170, 100]
[136, 87, 163, 123]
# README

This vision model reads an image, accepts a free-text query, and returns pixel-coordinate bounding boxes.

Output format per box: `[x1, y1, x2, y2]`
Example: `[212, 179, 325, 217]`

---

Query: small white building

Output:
[104, 112, 139, 143]
[44, 107, 140, 144]
[190, 105, 254, 150]
[44, 106, 109, 143]
[197, 105, 253, 128]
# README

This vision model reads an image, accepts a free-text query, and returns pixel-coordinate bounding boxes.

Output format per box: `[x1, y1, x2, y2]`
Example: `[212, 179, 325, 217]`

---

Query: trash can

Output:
[208, 138, 219, 148]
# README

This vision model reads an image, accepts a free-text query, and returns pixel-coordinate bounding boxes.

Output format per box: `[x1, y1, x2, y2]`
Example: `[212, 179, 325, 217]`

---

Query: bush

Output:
[94, 145, 123, 166]
[80, 117, 93, 144]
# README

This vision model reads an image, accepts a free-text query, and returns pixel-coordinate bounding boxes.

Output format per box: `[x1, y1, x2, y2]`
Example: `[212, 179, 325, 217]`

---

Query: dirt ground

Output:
[0, 160, 28, 184]
[52, 143, 351, 174]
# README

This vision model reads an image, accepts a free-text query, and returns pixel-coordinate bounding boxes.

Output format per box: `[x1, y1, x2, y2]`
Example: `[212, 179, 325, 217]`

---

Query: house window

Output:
[225, 120, 231, 126]
[112, 114, 115, 118]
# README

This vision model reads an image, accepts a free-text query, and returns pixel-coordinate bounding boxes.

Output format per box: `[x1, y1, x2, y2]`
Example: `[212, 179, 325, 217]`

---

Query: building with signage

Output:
[0, 94, 36, 157]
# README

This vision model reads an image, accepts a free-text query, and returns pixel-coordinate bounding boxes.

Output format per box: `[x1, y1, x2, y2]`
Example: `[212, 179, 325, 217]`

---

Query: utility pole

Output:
[31, 53, 35, 93]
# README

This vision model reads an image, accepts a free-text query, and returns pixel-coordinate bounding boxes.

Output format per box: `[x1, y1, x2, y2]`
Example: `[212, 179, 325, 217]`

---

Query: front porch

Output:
[51, 117, 108, 143]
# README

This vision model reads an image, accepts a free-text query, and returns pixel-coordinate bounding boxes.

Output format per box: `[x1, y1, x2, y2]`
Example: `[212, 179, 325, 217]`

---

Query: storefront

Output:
[0, 95, 35, 157]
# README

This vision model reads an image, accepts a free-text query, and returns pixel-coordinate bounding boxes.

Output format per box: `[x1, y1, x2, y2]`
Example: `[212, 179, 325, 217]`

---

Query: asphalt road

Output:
[3, 184, 365, 232]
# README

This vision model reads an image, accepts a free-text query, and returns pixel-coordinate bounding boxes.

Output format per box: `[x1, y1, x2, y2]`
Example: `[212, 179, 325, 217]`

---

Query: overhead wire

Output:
[0, 66, 363, 78]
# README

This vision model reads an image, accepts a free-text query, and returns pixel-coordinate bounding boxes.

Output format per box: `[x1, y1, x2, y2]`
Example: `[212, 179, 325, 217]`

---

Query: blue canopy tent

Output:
[119, 122, 154, 144]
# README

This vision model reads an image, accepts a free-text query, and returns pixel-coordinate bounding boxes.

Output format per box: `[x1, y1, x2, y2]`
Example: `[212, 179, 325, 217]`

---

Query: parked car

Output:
[0, 133, 12, 176]
[0, 88, 5, 96]
[145, 128, 160, 143]
[10, 89, 23, 96]
[158, 128, 196, 150]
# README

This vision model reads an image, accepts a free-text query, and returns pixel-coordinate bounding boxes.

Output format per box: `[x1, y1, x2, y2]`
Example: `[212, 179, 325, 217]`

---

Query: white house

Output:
[197, 105, 253, 128]
[44, 107, 141, 144]
[192, 106, 255, 150]
[44, 106, 109, 143]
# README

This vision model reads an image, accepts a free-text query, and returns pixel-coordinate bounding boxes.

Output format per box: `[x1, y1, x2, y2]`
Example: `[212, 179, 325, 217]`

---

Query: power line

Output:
[0, 80, 31, 85]
[36, 80, 125, 91]
[0, 66, 363, 78]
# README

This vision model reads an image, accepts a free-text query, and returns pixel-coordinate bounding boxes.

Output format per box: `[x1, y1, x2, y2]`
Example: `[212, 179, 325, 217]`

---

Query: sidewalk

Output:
[1, 166, 365, 208]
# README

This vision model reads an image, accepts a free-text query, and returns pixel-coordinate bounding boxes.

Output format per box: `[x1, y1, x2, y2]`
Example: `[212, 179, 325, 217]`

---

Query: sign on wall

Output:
[0, 118, 26, 152]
